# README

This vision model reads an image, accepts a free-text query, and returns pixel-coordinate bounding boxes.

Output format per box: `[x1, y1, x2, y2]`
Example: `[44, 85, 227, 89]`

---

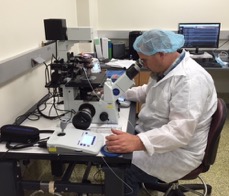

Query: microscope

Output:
[43, 19, 142, 130]
[64, 61, 142, 129]
[46, 62, 142, 155]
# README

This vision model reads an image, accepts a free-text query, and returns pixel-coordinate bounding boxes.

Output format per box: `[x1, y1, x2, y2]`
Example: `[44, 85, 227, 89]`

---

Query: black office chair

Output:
[143, 98, 228, 196]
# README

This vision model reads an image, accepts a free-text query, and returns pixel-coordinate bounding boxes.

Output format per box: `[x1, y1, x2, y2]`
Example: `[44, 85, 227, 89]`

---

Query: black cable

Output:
[36, 93, 74, 120]
[218, 39, 229, 49]
[14, 111, 40, 124]
[36, 93, 63, 120]
[3, 130, 54, 151]
[6, 142, 35, 150]
[44, 62, 51, 87]
[212, 39, 229, 55]
[39, 130, 54, 134]
[55, 41, 58, 59]
[27, 112, 40, 121]
[13, 94, 52, 125]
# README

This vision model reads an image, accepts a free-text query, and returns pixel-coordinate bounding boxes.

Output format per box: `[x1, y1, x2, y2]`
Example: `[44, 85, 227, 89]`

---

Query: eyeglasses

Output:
[137, 59, 144, 66]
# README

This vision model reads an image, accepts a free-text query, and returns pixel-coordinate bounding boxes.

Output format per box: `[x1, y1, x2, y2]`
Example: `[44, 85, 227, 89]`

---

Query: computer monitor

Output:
[178, 23, 221, 55]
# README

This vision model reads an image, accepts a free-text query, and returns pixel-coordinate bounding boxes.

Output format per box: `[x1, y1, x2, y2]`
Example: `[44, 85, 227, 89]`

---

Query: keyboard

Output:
[200, 62, 222, 68]
[194, 59, 222, 68]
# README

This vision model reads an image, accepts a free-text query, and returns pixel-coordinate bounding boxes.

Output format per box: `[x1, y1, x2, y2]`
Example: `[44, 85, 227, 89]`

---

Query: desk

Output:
[0, 98, 136, 196]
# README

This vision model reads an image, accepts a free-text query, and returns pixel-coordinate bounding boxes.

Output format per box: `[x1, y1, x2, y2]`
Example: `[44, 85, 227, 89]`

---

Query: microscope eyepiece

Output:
[126, 60, 142, 80]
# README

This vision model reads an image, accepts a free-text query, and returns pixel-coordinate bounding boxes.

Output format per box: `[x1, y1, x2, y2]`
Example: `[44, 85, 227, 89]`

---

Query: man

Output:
[105, 29, 217, 195]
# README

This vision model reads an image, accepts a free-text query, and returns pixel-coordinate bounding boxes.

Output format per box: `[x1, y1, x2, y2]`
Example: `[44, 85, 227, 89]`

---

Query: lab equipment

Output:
[43, 19, 142, 129]
[112, 42, 126, 59]
[63, 60, 141, 128]
[59, 118, 70, 136]
[100, 145, 121, 157]
[129, 31, 143, 60]
[44, 18, 93, 61]
[178, 23, 221, 55]
[47, 127, 104, 155]
[44, 53, 140, 128]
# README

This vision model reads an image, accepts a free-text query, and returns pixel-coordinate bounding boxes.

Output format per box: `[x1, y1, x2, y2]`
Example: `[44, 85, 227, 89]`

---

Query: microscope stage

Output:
[66, 72, 107, 88]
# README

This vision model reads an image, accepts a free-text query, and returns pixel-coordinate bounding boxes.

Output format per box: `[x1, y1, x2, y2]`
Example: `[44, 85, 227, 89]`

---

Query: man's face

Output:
[138, 52, 166, 73]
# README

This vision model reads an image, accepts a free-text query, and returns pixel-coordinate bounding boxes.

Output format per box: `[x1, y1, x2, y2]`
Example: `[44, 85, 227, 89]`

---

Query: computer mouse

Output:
[100, 145, 122, 157]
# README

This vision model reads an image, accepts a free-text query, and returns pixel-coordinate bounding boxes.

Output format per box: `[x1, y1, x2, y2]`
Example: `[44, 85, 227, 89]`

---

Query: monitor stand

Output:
[190, 51, 213, 59]
[190, 48, 204, 55]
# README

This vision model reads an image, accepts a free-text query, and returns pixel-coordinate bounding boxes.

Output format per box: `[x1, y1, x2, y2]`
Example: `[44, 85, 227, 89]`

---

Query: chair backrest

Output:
[203, 98, 227, 171]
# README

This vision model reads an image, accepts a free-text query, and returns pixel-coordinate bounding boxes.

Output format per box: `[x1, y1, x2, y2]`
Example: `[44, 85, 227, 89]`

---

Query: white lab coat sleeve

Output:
[137, 134, 155, 155]
[137, 119, 197, 156]
[124, 84, 148, 103]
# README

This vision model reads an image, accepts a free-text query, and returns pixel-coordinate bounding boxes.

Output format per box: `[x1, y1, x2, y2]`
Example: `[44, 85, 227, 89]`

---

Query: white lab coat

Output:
[125, 51, 217, 183]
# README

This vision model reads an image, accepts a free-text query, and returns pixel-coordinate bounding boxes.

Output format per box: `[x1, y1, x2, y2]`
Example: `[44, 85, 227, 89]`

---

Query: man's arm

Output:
[124, 84, 148, 103]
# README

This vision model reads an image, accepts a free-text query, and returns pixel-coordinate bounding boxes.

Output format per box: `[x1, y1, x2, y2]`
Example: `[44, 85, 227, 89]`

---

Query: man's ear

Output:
[158, 52, 165, 57]
[158, 52, 166, 60]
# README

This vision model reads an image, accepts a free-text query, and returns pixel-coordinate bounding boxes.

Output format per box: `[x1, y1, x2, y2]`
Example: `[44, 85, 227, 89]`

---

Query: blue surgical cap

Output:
[133, 29, 185, 55]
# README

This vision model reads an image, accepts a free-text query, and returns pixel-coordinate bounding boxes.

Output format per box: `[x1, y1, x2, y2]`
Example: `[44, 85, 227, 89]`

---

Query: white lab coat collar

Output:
[155, 51, 190, 85]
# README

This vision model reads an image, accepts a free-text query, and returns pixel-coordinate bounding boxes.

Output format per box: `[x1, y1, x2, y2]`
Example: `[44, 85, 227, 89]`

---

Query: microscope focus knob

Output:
[100, 112, 109, 122]
[72, 103, 95, 130]
[72, 110, 92, 130]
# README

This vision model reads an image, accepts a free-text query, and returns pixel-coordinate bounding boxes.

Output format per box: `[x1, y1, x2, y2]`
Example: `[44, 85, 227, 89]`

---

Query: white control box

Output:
[47, 127, 104, 155]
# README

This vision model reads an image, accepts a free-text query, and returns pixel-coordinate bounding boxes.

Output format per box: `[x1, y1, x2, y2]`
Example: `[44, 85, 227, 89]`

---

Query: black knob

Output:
[72, 110, 92, 130]
[100, 112, 109, 121]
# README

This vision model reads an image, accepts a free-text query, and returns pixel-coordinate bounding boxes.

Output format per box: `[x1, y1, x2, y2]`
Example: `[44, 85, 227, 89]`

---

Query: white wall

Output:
[97, 0, 229, 30]
[0, 0, 78, 125]
[76, 0, 99, 52]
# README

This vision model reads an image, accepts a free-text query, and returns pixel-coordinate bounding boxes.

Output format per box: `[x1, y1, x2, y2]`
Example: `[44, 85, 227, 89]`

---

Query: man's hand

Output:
[105, 129, 145, 153]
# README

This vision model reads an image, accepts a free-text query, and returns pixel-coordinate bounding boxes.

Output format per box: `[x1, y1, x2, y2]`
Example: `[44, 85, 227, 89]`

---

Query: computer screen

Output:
[178, 23, 221, 54]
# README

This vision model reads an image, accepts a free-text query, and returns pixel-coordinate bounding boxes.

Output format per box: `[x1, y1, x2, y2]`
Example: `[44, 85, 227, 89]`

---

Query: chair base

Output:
[143, 182, 212, 196]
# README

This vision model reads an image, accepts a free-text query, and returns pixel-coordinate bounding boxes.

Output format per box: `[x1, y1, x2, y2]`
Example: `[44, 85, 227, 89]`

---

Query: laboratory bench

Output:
[0, 95, 136, 196]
